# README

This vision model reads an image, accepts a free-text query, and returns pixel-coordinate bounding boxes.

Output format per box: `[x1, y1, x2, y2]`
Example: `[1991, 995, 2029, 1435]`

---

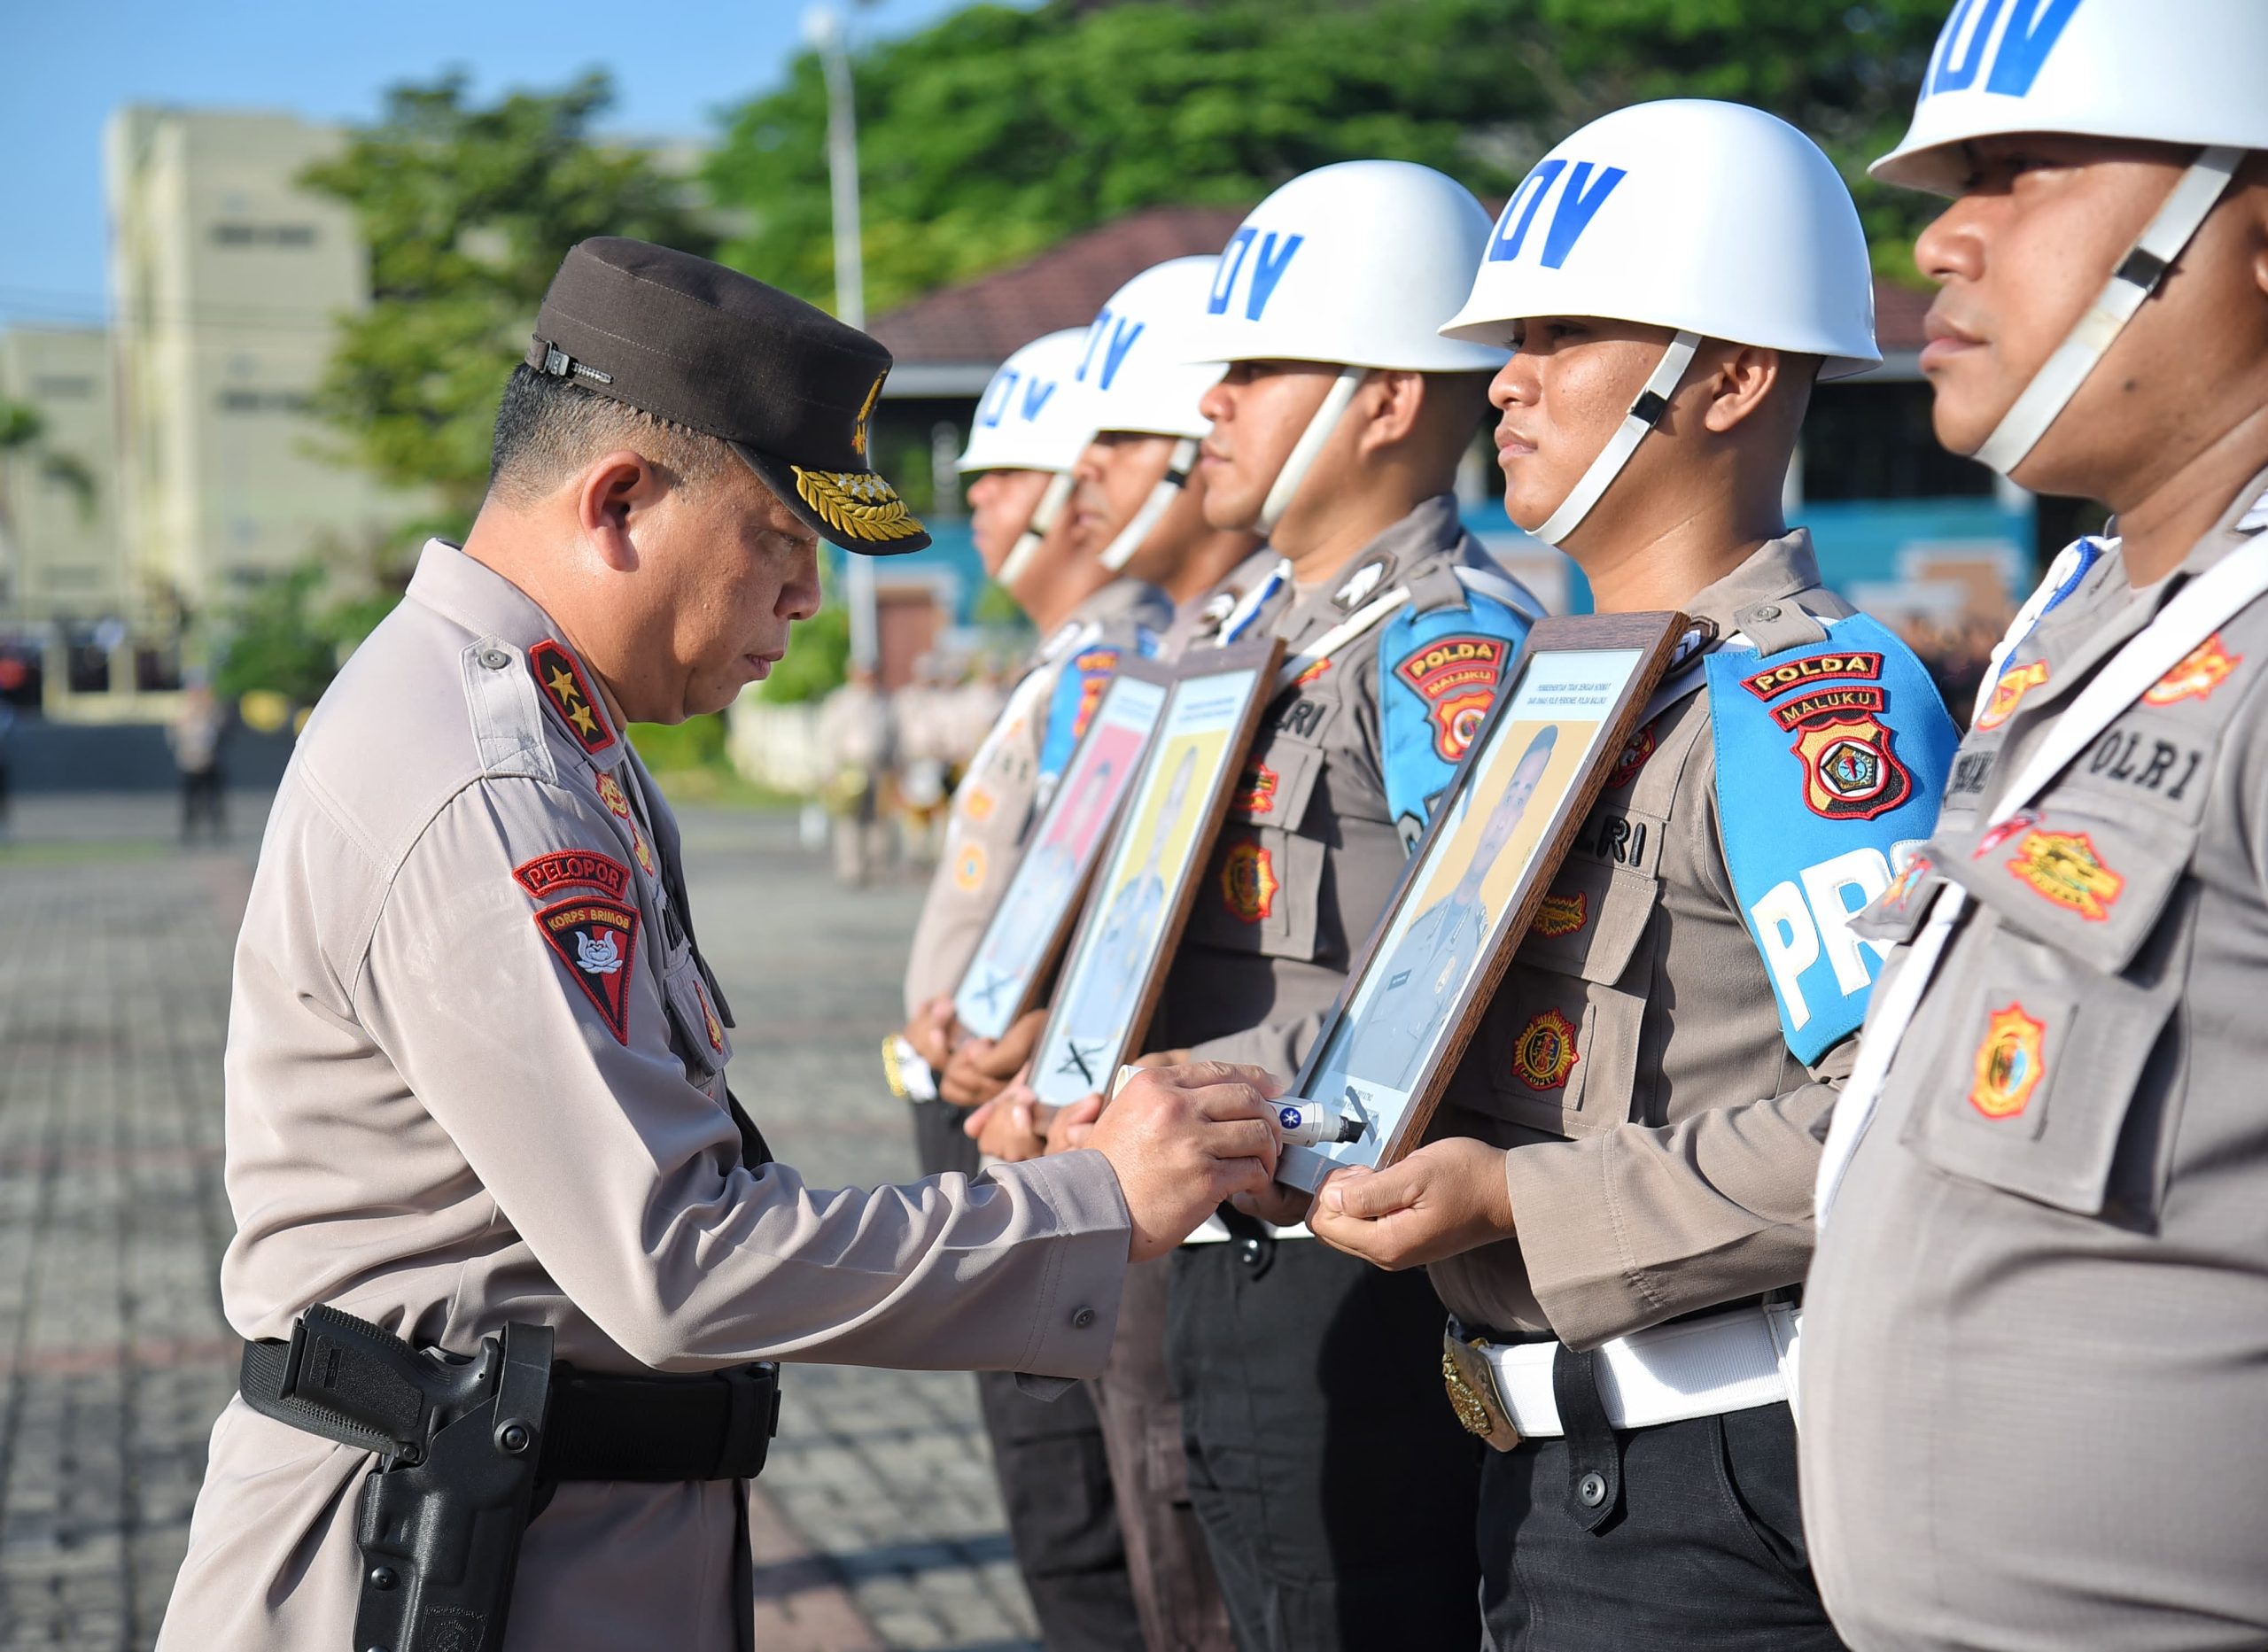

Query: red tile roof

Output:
[871, 201, 1934, 368]
[870, 205, 1249, 364]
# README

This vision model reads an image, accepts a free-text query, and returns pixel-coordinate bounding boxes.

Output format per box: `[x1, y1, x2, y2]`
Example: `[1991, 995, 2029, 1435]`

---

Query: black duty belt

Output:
[237, 1305, 781, 1652]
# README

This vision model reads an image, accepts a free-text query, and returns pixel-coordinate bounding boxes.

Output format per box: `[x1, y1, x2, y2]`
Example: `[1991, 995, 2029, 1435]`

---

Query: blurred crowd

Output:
[1894, 610, 2011, 730]
[813, 653, 1013, 884]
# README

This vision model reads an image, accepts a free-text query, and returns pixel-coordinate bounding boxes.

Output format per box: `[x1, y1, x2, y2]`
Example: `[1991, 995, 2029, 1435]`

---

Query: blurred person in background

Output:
[892, 652, 955, 865]
[815, 660, 894, 885]
[170, 681, 229, 842]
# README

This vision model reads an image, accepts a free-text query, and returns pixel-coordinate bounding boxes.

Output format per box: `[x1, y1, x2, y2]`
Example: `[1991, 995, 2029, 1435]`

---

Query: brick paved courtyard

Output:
[0, 792, 1041, 1651]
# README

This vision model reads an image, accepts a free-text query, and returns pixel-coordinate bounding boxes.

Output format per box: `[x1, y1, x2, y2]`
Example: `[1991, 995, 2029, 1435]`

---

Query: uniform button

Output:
[1577, 1470, 1608, 1509]
[1070, 1306, 1097, 1330]
[478, 646, 512, 671]
[1751, 603, 1781, 622]
[1239, 1237, 1265, 1268]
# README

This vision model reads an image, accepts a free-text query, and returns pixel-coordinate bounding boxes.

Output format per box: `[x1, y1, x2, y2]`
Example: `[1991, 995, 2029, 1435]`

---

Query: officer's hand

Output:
[1045, 1093, 1104, 1156]
[1089, 1063, 1283, 1262]
[964, 1082, 1052, 1162]
[1306, 1139, 1514, 1271]
[1231, 1181, 1315, 1227]
[940, 1008, 1046, 1106]
[904, 997, 957, 1074]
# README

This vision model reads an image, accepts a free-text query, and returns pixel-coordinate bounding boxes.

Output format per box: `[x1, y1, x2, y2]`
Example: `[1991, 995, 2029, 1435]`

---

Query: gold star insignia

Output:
[569, 702, 599, 738]
[548, 666, 580, 702]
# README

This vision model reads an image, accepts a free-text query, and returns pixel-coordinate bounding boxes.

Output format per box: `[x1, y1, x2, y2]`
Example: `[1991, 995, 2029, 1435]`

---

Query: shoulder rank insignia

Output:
[533, 896, 641, 1043]
[514, 849, 631, 902]
[530, 639, 614, 756]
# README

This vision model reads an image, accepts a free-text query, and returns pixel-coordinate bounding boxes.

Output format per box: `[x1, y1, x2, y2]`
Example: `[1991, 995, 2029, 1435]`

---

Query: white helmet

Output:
[1070, 257, 1219, 570]
[957, 329, 1091, 475]
[1184, 161, 1509, 535]
[1441, 100, 1878, 547]
[959, 329, 1091, 586]
[1874, 0, 2268, 476]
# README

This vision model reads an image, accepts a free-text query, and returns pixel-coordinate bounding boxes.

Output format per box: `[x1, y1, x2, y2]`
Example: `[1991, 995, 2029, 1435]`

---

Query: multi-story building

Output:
[0, 326, 124, 627]
[105, 106, 416, 623]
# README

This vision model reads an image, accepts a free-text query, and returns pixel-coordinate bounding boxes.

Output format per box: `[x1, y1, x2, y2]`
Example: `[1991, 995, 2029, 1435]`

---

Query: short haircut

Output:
[486, 363, 734, 505]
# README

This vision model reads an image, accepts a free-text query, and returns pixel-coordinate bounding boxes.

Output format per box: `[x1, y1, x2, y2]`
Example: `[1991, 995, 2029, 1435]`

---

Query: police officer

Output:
[1801, 8, 2268, 1647]
[1128, 161, 1544, 1651]
[157, 239, 1283, 1652]
[1305, 105, 1956, 1650]
[891, 326, 1171, 1649]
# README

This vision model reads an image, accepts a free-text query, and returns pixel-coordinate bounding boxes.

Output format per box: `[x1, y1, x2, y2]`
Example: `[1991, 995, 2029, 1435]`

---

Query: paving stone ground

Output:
[0, 790, 1040, 1651]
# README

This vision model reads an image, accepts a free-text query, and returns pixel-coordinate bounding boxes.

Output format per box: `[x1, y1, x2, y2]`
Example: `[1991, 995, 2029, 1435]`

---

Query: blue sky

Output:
[3, 0, 981, 329]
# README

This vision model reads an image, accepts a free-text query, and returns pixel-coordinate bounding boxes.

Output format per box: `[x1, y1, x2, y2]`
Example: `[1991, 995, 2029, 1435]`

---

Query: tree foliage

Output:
[300, 72, 720, 524]
[708, 0, 1953, 316]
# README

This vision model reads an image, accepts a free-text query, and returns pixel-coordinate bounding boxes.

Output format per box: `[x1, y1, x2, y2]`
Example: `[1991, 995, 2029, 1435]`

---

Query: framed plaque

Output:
[953, 658, 1174, 1042]
[1276, 612, 1690, 1192]
[1027, 638, 1285, 1105]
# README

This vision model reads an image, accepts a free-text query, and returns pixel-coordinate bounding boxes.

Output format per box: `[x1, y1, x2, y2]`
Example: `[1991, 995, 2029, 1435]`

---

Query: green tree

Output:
[709, 0, 1951, 314]
[301, 72, 720, 524]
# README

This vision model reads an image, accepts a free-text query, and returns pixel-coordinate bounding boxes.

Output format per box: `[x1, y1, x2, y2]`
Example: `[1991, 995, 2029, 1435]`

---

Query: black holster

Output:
[240, 1305, 780, 1652]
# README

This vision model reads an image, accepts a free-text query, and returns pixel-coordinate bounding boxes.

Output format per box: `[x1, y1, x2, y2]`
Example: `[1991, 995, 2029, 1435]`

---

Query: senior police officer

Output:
[1121, 161, 1545, 1651]
[1304, 104, 1957, 1650]
[890, 326, 1171, 1650]
[157, 238, 1283, 1652]
[1801, 7, 2268, 1648]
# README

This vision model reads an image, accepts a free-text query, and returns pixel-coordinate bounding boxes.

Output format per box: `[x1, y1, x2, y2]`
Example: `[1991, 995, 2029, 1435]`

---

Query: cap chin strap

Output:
[996, 470, 1077, 589]
[1974, 146, 2244, 477]
[1531, 330, 1701, 548]
[1257, 368, 1369, 538]
[1099, 438, 1201, 573]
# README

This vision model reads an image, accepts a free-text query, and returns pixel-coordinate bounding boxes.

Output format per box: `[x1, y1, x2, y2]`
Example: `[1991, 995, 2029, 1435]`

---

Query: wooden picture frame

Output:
[1276, 611, 1691, 1192]
[1027, 637, 1286, 1105]
[952, 657, 1177, 1042]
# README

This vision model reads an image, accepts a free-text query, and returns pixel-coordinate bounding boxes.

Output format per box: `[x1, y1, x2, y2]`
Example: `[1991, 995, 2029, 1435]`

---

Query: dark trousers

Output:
[1479, 1387, 1843, 1652]
[1090, 1257, 1235, 1652]
[908, 1097, 1138, 1652]
[1166, 1237, 1482, 1652]
[181, 764, 224, 836]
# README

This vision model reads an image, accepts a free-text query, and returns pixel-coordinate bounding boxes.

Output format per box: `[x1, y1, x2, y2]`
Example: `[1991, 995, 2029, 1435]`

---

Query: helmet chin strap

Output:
[1099, 438, 1200, 573]
[1973, 145, 2242, 477]
[996, 470, 1077, 590]
[1257, 368, 1369, 538]
[1531, 330, 1700, 548]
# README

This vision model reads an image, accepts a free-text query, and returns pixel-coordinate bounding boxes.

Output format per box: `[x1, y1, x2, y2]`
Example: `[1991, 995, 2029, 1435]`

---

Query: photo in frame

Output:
[1027, 638, 1285, 1105]
[1276, 612, 1691, 1192]
[952, 659, 1175, 1042]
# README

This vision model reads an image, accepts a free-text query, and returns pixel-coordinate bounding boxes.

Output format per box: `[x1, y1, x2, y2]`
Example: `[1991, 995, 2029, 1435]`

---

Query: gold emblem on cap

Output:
[851, 370, 885, 458]
[793, 466, 925, 543]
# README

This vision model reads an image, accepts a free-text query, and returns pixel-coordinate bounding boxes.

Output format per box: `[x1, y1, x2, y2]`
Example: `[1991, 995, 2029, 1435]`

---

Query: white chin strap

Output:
[1975, 145, 2243, 477]
[1531, 330, 1700, 548]
[997, 469, 1077, 589]
[1099, 437, 1200, 573]
[1257, 367, 1368, 538]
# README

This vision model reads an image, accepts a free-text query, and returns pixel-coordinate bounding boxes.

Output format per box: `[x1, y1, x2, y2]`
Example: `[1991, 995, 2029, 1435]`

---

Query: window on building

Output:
[1801, 380, 1998, 502]
[209, 222, 319, 248]
[215, 388, 314, 415]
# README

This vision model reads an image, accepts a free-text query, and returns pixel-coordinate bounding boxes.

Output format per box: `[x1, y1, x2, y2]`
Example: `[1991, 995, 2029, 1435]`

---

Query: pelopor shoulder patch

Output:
[514, 849, 632, 901]
[530, 639, 615, 756]
[533, 895, 641, 1043]
[1705, 612, 1959, 1066]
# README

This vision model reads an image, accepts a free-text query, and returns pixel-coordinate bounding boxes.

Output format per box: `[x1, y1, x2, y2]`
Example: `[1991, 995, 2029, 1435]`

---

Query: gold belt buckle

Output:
[1441, 1330, 1521, 1453]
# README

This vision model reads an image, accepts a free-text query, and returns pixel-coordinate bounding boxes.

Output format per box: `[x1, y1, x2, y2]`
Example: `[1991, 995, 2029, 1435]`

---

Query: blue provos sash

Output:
[1037, 636, 1142, 783]
[1380, 593, 1534, 849]
[1705, 613, 1960, 1066]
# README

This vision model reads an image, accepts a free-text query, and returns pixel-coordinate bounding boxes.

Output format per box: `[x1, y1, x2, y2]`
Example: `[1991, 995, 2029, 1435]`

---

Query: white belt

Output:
[1480, 1304, 1801, 1437]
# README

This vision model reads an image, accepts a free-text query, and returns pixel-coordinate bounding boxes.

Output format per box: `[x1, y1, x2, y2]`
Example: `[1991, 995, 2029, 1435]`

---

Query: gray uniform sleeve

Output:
[360, 775, 1130, 1377]
[1500, 1039, 1848, 1350]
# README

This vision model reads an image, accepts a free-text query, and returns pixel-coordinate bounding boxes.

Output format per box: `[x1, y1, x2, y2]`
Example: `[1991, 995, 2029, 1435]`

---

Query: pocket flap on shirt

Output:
[1941, 801, 2191, 978]
[1515, 859, 1658, 987]
[663, 953, 731, 1080]
[1228, 742, 1323, 832]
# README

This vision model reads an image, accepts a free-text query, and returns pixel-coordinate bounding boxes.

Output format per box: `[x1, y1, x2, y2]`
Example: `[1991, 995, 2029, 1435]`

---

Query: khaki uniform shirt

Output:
[902, 578, 1170, 1019]
[1803, 474, 2268, 1650]
[160, 541, 1131, 1652]
[1430, 534, 1908, 1348]
[1150, 496, 1518, 1075]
